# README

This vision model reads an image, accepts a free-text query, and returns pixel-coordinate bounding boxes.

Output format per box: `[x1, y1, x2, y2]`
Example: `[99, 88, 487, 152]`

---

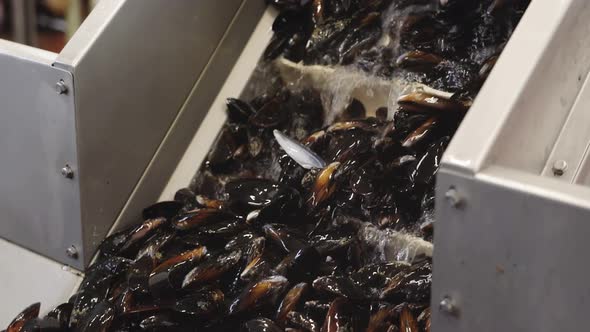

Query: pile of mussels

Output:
[4, 0, 528, 331]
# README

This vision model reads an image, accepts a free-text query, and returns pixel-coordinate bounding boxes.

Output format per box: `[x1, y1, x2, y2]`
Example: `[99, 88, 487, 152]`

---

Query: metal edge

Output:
[0, 38, 57, 64]
[53, 0, 124, 70]
[540, 71, 590, 182]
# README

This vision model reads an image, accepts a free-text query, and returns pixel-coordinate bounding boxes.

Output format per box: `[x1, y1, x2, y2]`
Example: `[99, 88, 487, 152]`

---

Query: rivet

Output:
[552, 160, 567, 176]
[61, 165, 74, 179]
[445, 187, 463, 208]
[55, 80, 68, 95]
[439, 296, 459, 316]
[66, 245, 79, 259]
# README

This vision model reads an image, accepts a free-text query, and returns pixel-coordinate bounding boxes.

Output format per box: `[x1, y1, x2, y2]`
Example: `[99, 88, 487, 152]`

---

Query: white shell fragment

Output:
[273, 130, 327, 170]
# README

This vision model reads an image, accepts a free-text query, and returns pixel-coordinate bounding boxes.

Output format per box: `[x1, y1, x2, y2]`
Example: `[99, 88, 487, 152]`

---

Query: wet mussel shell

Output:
[229, 275, 289, 316]
[275, 282, 309, 326]
[142, 201, 184, 221]
[6, 302, 40, 332]
[69, 257, 132, 328]
[243, 317, 283, 332]
[225, 179, 303, 222]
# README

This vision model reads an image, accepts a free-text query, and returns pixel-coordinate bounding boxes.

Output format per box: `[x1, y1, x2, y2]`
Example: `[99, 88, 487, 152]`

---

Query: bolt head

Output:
[445, 188, 462, 208]
[66, 245, 78, 259]
[61, 165, 74, 179]
[439, 296, 458, 316]
[55, 80, 68, 95]
[552, 160, 567, 176]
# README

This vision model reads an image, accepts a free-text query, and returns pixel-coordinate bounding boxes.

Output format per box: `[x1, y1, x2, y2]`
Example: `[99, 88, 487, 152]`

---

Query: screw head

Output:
[55, 80, 68, 95]
[61, 165, 74, 179]
[445, 187, 463, 208]
[552, 160, 567, 176]
[66, 245, 79, 259]
[439, 296, 458, 316]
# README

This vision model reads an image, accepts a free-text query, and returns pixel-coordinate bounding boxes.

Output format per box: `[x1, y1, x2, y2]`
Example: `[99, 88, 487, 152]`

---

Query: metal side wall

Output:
[54, 0, 247, 266]
[0, 40, 83, 269]
[432, 166, 590, 332]
[113, 0, 267, 233]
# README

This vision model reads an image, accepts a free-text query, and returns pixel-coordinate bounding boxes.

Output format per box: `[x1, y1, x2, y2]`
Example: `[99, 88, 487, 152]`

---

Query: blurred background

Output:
[0, 0, 98, 52]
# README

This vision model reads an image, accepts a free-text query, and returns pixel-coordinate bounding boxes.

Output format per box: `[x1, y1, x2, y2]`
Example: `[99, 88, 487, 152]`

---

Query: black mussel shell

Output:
[274, 247, 321, 282]
[312, 275, 365, 300]
[172, 208, 237, 231]
[286, 311, 320, 332]
[229, 275, 289, 316]
[45, 302, 73, 329]
[243, 317, 283, 332]
[262, 224, 307, 253]
[322, 298, 357, 332]
[276, 282, 310, 326]
[7, 302, 40, 332]
[70, 257, 131, 327]
[227, 98, 257, 124]
[76, 301, 115, 332]
[142, 201, 183, 221]
[181, 250, 243, 290]
[226, 179, 302, 220]
[174, 188, 198, 210]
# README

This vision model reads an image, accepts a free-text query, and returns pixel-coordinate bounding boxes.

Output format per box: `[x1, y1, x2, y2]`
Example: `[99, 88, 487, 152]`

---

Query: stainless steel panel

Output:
[433, 166, 590, 332]
[0, 40, 82, 269]
[54, 0, 245, 266]
[114, 0, 267, 232]
[442, 0, 590, 176]
[541, 73, 590, 183]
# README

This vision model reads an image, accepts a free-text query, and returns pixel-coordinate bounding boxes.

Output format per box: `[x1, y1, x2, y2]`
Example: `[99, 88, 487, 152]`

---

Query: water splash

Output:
[358, 223, 433, 264]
